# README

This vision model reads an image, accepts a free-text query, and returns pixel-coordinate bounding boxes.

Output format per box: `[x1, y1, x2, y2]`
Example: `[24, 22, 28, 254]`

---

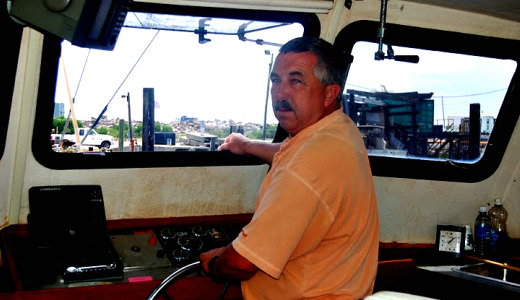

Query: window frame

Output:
[335, 21, 520, 182]
[1, 12, 24, 160]
[32, 3, 320, 170]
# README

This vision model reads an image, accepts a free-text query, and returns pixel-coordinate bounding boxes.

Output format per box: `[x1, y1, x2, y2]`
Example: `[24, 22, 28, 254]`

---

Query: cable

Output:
[73, 49, 91, 99]
[431, 88, 507, 99]
[82, 30, 160, 144]
[105, 30, 160, 108]
[219, 281, 230, 300]
[346, 83, 508, 99]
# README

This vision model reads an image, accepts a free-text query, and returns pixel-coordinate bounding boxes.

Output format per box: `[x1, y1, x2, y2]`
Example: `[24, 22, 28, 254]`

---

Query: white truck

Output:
[51, 128, 115, 149]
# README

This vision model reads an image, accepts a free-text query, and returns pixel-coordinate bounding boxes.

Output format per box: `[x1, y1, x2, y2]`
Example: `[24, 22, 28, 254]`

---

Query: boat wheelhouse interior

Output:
[1, 0, 519, 299]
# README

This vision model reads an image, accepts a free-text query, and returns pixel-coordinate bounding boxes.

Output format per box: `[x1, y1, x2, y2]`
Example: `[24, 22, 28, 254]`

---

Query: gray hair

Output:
[279, 37, 347, 102]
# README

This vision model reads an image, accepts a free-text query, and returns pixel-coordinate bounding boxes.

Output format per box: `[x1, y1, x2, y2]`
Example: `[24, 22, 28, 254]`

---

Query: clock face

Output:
[438, 230, 462, 253]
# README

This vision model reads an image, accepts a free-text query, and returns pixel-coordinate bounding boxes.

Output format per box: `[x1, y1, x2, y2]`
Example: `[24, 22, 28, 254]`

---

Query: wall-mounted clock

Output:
[435, 225, 466, 260]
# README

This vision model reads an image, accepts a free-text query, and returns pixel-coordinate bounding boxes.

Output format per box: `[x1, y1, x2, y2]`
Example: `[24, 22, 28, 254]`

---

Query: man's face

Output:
[270, 52, 338, 137]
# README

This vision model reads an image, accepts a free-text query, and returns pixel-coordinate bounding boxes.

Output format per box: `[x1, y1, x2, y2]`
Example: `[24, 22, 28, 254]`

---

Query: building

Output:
[481, 116, 495, 134]
[54, 103, 65, 118]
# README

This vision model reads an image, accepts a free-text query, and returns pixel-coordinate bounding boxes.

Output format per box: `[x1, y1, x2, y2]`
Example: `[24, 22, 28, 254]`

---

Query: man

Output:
[200, 37, 379, 299]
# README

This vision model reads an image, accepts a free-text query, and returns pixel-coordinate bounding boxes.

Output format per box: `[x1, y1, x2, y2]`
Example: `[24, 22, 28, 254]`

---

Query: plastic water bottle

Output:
[488, 199, 509, 259]
[474, 206, 492, 258]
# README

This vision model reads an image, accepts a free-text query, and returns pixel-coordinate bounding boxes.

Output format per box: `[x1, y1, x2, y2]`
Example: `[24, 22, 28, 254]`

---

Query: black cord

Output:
[208, 256, 229, 300]
[218, 281, 229, 300]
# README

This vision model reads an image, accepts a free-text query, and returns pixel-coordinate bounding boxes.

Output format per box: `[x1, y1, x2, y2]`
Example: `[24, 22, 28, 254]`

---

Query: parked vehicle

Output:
[51, 128, 115, 149]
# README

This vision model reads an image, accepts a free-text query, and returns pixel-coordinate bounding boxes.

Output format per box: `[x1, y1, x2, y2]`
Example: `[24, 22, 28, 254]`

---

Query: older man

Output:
[200, 37, 379, 299]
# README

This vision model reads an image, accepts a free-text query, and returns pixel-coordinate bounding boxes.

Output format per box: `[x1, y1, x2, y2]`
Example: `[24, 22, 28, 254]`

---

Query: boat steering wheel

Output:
[147, 261, 229, 300]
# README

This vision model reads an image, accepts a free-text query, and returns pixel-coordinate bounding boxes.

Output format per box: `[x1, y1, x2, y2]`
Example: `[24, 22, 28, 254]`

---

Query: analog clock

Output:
[435, 225, 466, 259]
[439, 230, 462, 252]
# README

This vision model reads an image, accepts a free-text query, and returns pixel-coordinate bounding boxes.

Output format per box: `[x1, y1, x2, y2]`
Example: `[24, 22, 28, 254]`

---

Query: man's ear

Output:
[324, 84, 341, 107]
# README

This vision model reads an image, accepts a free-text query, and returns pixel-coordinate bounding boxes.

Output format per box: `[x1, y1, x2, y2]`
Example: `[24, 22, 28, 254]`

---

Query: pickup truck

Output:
[51, 128, 115, 149]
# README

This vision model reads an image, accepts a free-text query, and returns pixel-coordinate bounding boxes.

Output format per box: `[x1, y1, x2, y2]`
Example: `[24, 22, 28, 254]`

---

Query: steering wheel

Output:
[147, 261, 229, 300]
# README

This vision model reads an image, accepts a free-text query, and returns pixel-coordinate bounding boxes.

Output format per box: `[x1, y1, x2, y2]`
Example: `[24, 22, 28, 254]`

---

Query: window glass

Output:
[345, 42, 516, 162]
[51, 13, 303, 153]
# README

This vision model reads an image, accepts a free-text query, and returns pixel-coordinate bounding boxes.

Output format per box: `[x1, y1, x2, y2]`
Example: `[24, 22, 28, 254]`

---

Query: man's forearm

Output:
[245, 141, 280, 164]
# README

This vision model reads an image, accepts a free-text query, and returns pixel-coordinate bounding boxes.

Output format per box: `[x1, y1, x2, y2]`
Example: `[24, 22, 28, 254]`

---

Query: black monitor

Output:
[8, 0, 131, 50]
[28, 185, 108, 247]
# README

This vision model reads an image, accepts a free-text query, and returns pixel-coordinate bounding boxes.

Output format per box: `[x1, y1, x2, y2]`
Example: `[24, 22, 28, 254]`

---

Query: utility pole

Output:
[143, 88, 155, 152]
[263, 50, 273, 140]
[122, 93, 134, 151]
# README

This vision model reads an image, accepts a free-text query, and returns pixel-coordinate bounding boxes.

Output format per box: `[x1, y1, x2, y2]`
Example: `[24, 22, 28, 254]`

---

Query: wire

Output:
[105, 30, 160, 107]
[345, 83, 508, 99]
[431, 88, 508, 99]
[73, 49, 91, 100]
[83, 30, 160, 143]
[219, 281, 229, 300]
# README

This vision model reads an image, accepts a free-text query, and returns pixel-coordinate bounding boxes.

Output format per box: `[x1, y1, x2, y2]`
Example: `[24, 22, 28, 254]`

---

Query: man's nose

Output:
[271, 80, 289, 100]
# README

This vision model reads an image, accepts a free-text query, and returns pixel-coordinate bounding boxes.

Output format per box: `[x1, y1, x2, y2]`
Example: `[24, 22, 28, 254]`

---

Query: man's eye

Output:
[291, 78, 302, 84]
[271, 78, 280, 83]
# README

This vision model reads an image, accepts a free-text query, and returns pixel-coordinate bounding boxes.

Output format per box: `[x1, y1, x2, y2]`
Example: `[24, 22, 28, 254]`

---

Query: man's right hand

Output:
[218, 133, 251, 155]
[218, 133, 281, 164]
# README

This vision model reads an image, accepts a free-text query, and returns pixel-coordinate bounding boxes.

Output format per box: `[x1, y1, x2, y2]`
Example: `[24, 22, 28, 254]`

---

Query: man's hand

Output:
[218, 133, 251, 155]
[200, 245, 259, 281]
[200, 247, 226, 276]
[218, 133, 281, 164]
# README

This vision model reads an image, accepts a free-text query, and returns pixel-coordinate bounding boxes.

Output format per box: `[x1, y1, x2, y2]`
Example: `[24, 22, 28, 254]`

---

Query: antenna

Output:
[375, 0, 419, 63]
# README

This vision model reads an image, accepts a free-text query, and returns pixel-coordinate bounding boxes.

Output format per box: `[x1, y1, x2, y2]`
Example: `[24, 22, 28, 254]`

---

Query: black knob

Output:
[156, 249, 165, 258]
[130, 245, 141, 252]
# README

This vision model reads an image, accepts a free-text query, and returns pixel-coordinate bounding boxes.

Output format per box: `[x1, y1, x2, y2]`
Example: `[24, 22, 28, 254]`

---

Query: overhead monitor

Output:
[8, 0, 131, 50]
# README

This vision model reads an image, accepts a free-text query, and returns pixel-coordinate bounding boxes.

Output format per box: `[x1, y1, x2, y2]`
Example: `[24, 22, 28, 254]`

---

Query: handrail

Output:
[466, 255, 520, 272]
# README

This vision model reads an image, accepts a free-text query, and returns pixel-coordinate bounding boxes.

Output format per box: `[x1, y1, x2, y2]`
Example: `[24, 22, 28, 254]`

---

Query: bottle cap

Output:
[479, 206, 487, 213]
[494, 198, 502, 206]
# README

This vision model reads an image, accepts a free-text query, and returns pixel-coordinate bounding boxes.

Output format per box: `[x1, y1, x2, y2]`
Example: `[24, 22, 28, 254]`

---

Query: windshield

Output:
[51, 13, 303, 152]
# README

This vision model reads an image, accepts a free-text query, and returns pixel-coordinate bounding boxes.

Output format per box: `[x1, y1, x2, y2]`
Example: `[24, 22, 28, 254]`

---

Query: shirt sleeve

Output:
[232, 166, 325, 279]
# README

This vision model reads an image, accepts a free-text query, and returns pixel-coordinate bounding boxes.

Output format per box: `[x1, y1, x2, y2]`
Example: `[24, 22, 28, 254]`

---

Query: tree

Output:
[134, 123, 143, 137]
[52, 117, 83, 134]
[154, 122, 162, 132]
[108, 125, 120, 137]
[97, 126, 109, 134]
[206, 127, 230, 138]
[247, 124, 277, 140]
[162, 124, 173, 132]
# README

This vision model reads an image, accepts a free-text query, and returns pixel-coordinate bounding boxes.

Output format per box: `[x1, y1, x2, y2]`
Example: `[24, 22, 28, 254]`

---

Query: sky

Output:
[54, 19, 516, 127]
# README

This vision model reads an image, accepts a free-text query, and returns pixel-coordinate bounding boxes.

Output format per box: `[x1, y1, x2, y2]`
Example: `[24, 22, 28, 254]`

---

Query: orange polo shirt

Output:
[232, 109, 379, 299]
